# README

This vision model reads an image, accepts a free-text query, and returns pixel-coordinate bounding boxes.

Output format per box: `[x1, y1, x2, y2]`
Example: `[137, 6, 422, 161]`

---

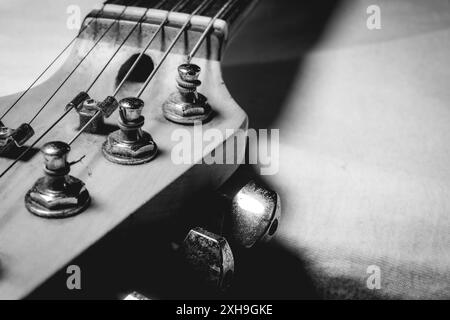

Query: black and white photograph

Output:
[0, 0, 449, 306]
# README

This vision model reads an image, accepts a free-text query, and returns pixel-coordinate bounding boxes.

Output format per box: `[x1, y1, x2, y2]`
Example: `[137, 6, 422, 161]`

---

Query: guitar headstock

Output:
[0, 0, 275, 299]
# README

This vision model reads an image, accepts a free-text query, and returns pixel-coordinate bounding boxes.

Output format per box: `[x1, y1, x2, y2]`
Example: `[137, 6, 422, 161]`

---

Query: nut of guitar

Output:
[181, 228, 234, 291]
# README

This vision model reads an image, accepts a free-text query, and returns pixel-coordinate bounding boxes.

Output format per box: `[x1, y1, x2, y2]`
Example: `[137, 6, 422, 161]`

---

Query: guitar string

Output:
[0, 0, 117, 122]
[186, 0, 237, 63]
[84, 0, 169, 93]
[0, 0, 142, 179]
[67, 0, 214, 145]
[27, 1, 140, 125]
[112, 0, 192, 98]
[66, 0, 192, 146]
[0, 0, 196, 178]
[182, 0, 239, 237]
[69, 0, 235, 145]
[0, 0, 233, 178]
[135, 0, 214, 98]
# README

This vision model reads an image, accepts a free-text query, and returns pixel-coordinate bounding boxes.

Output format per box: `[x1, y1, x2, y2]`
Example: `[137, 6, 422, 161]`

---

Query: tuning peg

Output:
[181, 227, 234, 291]
[25, 141, 90, 218]
[223, 181, 281, 249]
[102, 97, 158, 165]
[122, 292, 150, 300]
[0, 123, 35, 154]
[162, 63, 212, 125]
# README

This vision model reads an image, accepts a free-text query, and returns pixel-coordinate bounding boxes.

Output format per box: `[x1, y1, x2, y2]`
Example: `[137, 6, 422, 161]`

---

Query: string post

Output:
[0, 123, 35, 154]
[102, 97, 157, 165]
[162, 63, 212, 125]
[76, 98, 104, 133]
[25, 141, 90, 218]
[74, 96, 119, 133]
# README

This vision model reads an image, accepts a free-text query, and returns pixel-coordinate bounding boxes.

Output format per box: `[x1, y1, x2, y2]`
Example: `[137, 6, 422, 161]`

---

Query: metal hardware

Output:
[123, 292, 150, 300]
[225, 181, 281, 248]
[76, 98, 104, 133]
[162, 64, 212, 125]
[25, 141, 90, 218]
[0, 123, 35, 154]
[181, 227, 234, 291]
[66, 91, 91, 112]
[102, 97, 157, 165]
[67, 92, 119, 134]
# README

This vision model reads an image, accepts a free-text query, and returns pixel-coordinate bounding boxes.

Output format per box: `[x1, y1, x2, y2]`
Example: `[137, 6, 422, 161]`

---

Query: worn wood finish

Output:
[0, 5, 252, 299]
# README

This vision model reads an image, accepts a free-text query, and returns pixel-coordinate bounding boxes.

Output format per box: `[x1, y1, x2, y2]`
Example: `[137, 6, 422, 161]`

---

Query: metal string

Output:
[186, 0, 237, 63]
[0, 1, 117, 122]
[27, 2, 138, 125]
[113, 0, 191, 97]
[0, 1, 140, 179]
[0, 0, 230, 177]
[135, 0, 213, 98]
[67, 0, 212, 146]
[84, 0, 168, 93]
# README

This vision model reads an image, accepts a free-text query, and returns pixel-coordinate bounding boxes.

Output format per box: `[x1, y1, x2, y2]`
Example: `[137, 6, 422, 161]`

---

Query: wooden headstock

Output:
[0, 0, 258, 299]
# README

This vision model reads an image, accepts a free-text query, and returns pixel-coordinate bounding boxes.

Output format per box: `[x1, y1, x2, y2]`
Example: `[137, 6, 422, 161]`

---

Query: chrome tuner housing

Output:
[25, 141, 90, 218]
[226, 181, 281, 248]
[162, 64, 212, 125]
[123, 292, 150, 300]
[181, 227, 234, 291]
[102, 97, 157, 165]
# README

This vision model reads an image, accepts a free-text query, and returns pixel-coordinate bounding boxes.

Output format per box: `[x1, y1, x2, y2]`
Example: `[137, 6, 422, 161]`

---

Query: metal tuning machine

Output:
[25, 141, 90, 218]
[181, 227, 234, 291]
[162, 64, 213, 125]
[178, 181, 280, 291]
[102, 97, 157, 165]
[224, 180, 281, 249]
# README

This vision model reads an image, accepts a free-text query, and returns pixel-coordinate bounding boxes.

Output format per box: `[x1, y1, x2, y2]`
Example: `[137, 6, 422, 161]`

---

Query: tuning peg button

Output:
[181, 227, 234, 291]
[25, 141, 90, 218]
[123, 292, 150, 300]
[225, 181, 281, 248]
